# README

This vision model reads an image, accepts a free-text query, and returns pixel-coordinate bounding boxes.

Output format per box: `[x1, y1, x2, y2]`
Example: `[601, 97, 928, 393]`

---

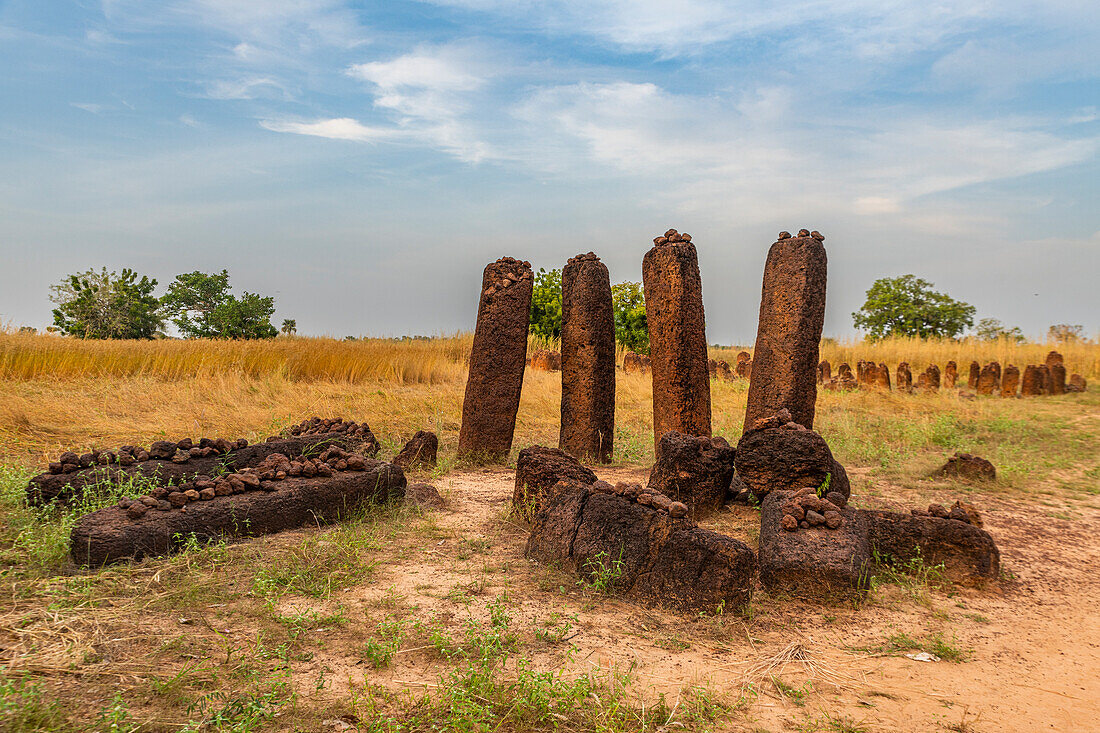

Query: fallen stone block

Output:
[393, 430, 438, 471]
[513, 445, 597, 521]
[646, 431, 735, 515]
[70, 461, 405, 566]
[734, 412, 850, 501]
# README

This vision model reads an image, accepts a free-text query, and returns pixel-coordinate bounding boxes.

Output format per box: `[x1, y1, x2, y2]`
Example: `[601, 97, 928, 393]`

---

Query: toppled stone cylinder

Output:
[743, 230, 827, 432]
[560, 252, 616, 463]
[457, 257, 534, 461]
[643, 229, 711, 445]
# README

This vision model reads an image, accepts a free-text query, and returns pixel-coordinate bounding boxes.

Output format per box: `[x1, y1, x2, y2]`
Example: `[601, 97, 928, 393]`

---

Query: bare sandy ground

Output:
[282, 466, 1100, 732]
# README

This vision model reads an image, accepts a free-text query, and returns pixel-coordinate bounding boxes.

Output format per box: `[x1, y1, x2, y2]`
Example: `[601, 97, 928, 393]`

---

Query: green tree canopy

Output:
[50, 267, 162, 339]
[528, 268, 562, 340]
[975, 317, 1025, 343]
[852, 275, 975, 340]
[281, 319, 297, 335]
[161, 270, 278, 339]
[611, 281, 648, 353]
[1047, 324, 1084, 343]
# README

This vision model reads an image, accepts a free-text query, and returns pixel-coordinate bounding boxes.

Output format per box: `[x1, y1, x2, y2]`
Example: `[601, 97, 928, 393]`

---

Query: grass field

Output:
[1, 334, 1098, 731]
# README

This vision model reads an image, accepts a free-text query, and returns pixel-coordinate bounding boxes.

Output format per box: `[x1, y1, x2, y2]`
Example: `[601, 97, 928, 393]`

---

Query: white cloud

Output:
[349, 52, 484, 92]
[201, 76, 289, 100]
[259, 117, 396, 142]
[71, 102, 107, 114]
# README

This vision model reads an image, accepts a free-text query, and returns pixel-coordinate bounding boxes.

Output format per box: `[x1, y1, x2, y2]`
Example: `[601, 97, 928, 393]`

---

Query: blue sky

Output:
[1, 0, 1097, 342]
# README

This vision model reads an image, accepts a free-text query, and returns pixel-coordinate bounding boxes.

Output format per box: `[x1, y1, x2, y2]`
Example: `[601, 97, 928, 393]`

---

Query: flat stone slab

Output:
[513, 445, 597, 521]
[70, 462, 405, 566]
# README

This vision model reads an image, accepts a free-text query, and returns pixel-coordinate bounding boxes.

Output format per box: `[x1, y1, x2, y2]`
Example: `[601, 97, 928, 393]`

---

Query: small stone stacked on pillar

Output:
[743, 229, 828, 432]
[944, 361, 958, 389]
[643, 229, 712, 445]
[560, 252, 616, 463]
[457, 257, 534, 461]
[1001, 365, 1020, 397]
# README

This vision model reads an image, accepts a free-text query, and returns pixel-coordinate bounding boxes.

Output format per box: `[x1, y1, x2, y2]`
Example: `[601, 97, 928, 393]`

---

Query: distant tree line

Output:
[49, 268, 286, 340]
[528, 268, 650, 353]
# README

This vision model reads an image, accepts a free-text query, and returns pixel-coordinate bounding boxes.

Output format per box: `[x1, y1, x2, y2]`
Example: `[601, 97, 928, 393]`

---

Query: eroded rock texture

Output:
[70, 462, 405, 566]
[937, 452, 996, 481]
[743, 231, 827, 432]
[643, 230, 711, 445]
[513, 445, 597, 521]
[817, 360, 831, 384]
[1049, 363, 1067, 395]
[875, 362, 892, 390]
[525, 482, 755, 612]
[457, 257, 533, 461]
[560, 253, 616, 463]
[977, 363, 1000, 395]
[1021, 365, 1044, 396]
[944, 361, 958, 389]
[968, 361, 981, 389]
[1067, 374, 1088, 392]
[1001, 366, 1019, 397]
[622, 351, 651, 375]
[393, 431, 438, 471]
[647, 431, 735, 515]
[896, 362, 913, 393]
[734, 411, 850, 501]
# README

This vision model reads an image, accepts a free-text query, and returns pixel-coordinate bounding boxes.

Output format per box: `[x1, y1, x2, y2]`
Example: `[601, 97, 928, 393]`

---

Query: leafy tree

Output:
[161, 270, 277, 339]
[281, 319, 297, 335]
[1047, 324, 1084, 343]
[50, 267, 162, 339]
[528, 268, 562, 340]
[975, 317, 1026, 343]
[611, 281, 648, 353]
[852, 275, 974, 340]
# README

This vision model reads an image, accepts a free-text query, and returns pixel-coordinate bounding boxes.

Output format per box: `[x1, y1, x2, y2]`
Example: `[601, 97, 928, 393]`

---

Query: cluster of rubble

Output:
[47, 437, 248, 474]
[652, 228, 692, 245]
[779, 487, 848, 531]
[912, 500, 983, 526]
[287, 417, 379, 444]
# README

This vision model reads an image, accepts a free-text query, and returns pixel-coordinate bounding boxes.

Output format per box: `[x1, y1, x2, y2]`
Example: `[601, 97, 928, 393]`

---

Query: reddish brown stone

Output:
[647, 431, 735, 515]
[643, 232, 711, 445]
[968, 361, 980, 389]
[874, 362, 891, 390]
[1021, 364, 1043, 396]
[896, 362, 913, 393]
[1041, 364, 1053, 393]
[743, 232, 827, 432]
[1067, 373, 1087, 392]
[513, 445, 597, 521]
[817, 360, 831, 384]
[1049, 363, 1066, 395]
[734, 416, 850, 502]
[937, 452, 996, 481]
[1001, 365, 1019, 397]
[393, 430, 438, 471]
[925, 364, 941, 390]
[622, 351, 650, 375]
[944, 361, 957, 389]
[977, 362, 1000, 395]
[560, 253, 616, 463]
[457, 257, 533, 461]
[1045, 350, 1063, 367]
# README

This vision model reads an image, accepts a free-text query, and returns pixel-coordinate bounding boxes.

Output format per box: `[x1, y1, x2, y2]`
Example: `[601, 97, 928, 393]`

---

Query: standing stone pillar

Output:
[968, 361, 981, 389]
[457, 257, 534, 461]
[944, 361, 958, 389]
[743, 229, 827, 432]
[875, 363, 892, 390]
[1050, 363, 1067, 395]
[1021, 365, 1043, 396]
[926, 364, 941, 390]
[817, 360, 831, 384]
[897, 362, 913, 392]
[1040, 364, 1053, 393]
[643, 229, 711, 445]
[1001, 365, 1020, 397]
[977, 362, 1000, 395]
[559, 252, 616, 463]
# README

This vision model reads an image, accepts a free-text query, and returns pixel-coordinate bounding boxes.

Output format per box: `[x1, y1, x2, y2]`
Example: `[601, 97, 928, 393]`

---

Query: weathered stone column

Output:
[1021, 365, 1043, 395]
[926, 364, 941, 390]
[875, 363, 892, 390]
[817, 360, 831, 384]
[944, 361, 958, 389]
[559, 253, 616, 463]
[457, 257, 534, 461]
[897, 362, 913, 392]
[1001, 365, 1020, 397]
[743, 229, 828, 432]
[968, 361, 981, 389]
[1050, 363, 1067, 395]
[977, 362, 1000, 395]
[643, 229, 711, 444]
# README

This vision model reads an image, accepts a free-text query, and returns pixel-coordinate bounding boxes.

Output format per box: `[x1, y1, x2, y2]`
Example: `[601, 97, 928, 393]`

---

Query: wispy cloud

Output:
[260, 117, 396, 142]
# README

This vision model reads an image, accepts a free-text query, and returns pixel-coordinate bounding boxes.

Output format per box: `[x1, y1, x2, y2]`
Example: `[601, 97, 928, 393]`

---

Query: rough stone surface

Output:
[865, 510, 1000, 584]
[743, 232, 827, 431]
[646, 431, 735, 515]
[1067, 374, 1087, 393]
[968, 361, 981, 389]
[937, 452, 996, 481]
[458, 257, 534, 461]
[560, 253, 616, 463]
[643, 232, 711, 445]
[525, 483, 755, 612]
[977, 363, 1000, 395]
[896, 362, 913, 393]
[513, 445, 597, 521]
[874, 362, 891, 390]
[405, 482, 445, 509]
[817, 360, 831, 384]
[1045, 350, 1064, 367]
[1041, 364, 1053, 394]
[70, 463, 405, 566]
[28, 431, 375, 506]
[1049, 363, 1067, 395]
[393, 431, 439, 471]
[622, 351, 651, 375]
[734, 416, 850, 501]
[944, 361, 958, 389]
[1001, 365, 1019, 397]
[1021, 365, 1044, 396]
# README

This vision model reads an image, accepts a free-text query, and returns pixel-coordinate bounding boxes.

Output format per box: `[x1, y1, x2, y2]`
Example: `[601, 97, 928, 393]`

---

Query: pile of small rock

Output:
[287, 417, 375, 441]
[589, 480, 690, 519]
[48, 437, 248, 474]
[482, 256, 533, 300]
[911, 500, 982, 527]
[114, 446, 374, 520]
[652, 228, 692, 245]
[779, 487, 849, 532]
[777, 229, 825, 241]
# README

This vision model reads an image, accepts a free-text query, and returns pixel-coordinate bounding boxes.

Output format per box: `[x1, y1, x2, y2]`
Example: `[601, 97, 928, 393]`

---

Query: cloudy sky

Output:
[1, 0, 1097, 342]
